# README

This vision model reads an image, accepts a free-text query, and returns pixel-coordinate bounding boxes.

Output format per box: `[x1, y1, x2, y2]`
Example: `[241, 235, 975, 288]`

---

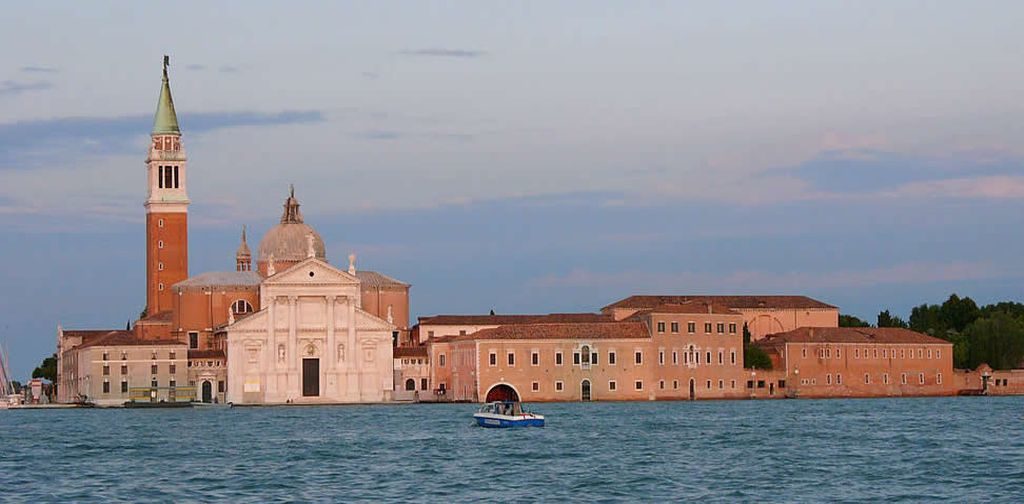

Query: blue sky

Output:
[1, 1, 1023, 378]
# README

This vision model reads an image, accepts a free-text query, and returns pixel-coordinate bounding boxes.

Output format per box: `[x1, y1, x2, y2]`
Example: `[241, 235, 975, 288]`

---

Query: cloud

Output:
[530, 261, 1011, 293]
[399, 48, 486, 58]
[20, 66, 58, 73]
[785, 148, 1023, 195]
[351, 129, 475, 142]
[0, 110, 324, 169]
[0, 80, 53, 96]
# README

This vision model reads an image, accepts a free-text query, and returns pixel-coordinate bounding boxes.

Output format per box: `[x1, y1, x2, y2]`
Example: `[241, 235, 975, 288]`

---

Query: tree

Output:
[939, 294, 980, 333]
[742, 323, 773, 370]
[910, 303, 945, 336]
[32, 353, 58, 382]
[839, 314, 871, 327]
[877, 310, 909, 328]
[962, 313, 1024, 370]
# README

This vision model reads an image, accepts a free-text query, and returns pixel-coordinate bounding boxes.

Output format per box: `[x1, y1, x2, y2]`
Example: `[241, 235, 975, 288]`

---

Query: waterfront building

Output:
[602, 295, 838, 340]
[414, 313, 614, 344]
[56, 58, 408, 405]
[393, 346, 431, 401]
[56, 329, 187, 406]
[429, 300, 750, 402]
[755, 327, 955, 398]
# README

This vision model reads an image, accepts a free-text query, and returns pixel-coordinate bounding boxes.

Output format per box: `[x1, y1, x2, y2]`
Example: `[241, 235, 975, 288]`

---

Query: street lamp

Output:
[751, 370, 757, 399]
[792, 368, 799, 399]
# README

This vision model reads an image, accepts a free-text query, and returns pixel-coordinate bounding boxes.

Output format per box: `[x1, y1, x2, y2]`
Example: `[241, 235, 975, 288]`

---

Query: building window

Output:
[169, 351, 176, 360]
[158, 240, 164, 249]
[420, 378, 428, 390]
[555, 352, 563, 366]
[836, 348, 841, 358]
[169, 379, 176, 388]
[673, 380, 679, 389]
[718, 351, 723, 365]
[121, 365, 128, 374]
[591, 351, 599, 365]
[555, 381, 564, 392]
[158, 283, 164, 291]
[657, 321, 666, 333]
[864, 374, 870, 384]
[151, 364, 158, 374]
[121, 381, 128, 393]
[634, 351, 642, 365]
[439, 354, 446, 367]
[158, 262, 164, 271]
[836, 374, 842, 385]
[901, 373, 908, 385]
[882, 349, 887, 359]
[718, 379, 724, 389]
[427, 330, 434, 339]
[704, 322, 712, 334]
[635, 380, 643, 391]
[102, 352, 109, 361]
[531, 351, 539, 366]
[937, 349, 941, 359]
[827, 374, 832, 385]
[188, 332, 198, 349]
[883, 373, 889, 384]
[825, 348, 831, 358]
[608, 351, 616, 365]
[936, 373, 942, 385]
[232, 300, 254, 314]
[489, 352, 497, 367]
[706, 380, 712, 389]
[716, 323, 725, 334]
[658, 351, 664, 365]
[670, 322, 679, 333]
[672, 351, 678, 365]
[158, 218, 164, 228]
[169, 364, 176, 374]
[609, 380, 617, 391]
[659, 380, 665, 390]
[731, 380, 736, 389]
[706, 351, 712, 364]
[855, 348, 860, 358]
[729, 323, 737, 334]
[730, 351, 736, 365]
[581, 345, 591, 365]
[919, 373, 925, 385]
[507, 352, 515, 367]
[103, 365, 110, 376]
[532, 382, 539, 392]
[687, 322, 696, 333]
[151, 379, 158, 388]
[918, 349, 923, 359]
[802, 348, 807, 358]
[573, 352, 580, 365]
[458, 330, 466, 336]
[901, 349, 906, 359]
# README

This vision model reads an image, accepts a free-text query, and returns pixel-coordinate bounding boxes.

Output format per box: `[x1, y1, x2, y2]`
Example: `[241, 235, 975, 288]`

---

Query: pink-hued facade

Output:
[602, 295, 839, 340]
[756, 327, 956, 398]
[429, 302, 754, 402]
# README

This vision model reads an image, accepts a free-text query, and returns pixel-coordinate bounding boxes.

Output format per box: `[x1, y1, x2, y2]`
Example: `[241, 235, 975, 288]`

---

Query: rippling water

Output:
[2, 397, 1023, 502]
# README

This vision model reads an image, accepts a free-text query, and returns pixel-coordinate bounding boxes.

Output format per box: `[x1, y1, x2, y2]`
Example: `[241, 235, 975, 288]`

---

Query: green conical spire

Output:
[152, 55, 180, 135]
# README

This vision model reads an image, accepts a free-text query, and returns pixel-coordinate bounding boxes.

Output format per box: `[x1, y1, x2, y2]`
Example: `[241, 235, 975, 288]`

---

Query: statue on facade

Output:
[337, 344, 345, 362]
[387, 305, 393, 324]
[228, 306, 235, 325]
[277, 344, 285, 363]
[267, 253, 276, 276]
[306, 233, 315, 259]
[348, 253, 356, 275]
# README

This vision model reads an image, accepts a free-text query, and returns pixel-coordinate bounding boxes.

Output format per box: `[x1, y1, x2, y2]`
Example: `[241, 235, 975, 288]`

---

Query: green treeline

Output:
[840, 294, 1024, 370]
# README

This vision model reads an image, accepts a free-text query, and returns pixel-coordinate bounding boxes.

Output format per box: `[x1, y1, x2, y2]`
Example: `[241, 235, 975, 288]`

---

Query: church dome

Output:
[257, 187, 326, 266]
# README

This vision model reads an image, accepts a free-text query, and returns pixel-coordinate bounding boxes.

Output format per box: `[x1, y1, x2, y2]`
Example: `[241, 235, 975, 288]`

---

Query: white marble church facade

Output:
[226, 256, 395, 404]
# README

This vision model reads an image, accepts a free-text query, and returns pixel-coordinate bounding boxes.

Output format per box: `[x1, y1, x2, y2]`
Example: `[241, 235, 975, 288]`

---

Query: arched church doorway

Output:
[484, 383, 519, 402]
[689, 379, 695, 401]
[202, 381, 212, 403]
[581, 380, 592, 402]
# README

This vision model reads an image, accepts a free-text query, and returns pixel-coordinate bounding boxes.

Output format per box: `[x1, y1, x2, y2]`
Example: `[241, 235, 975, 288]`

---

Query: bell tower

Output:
[145, 55, 189, 316]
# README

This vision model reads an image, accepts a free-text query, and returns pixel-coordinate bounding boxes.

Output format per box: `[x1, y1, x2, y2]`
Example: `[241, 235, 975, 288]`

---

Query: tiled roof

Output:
[138, 311, 173, 323]
[356, 270, 409, 288]
[78, 331, 182, 349]
[188, 349, 226, 359]
[641, 301, 740, 315]
[459, 322, 649, 341]
[394, 346, 428, 358]
[758, 327, 952, 345]
[603, 295, 837, 311]
[173, 271, 262, 290]
[418, 313, 613, 326]
[62, 329, 124, 340]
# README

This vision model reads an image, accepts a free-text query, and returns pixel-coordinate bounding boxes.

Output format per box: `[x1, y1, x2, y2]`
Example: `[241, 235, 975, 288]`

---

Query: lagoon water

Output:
[2, 397, 1023, 502]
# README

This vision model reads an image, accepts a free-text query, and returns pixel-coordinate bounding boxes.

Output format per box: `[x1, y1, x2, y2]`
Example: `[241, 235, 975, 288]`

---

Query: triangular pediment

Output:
[265, 257, 359, 286]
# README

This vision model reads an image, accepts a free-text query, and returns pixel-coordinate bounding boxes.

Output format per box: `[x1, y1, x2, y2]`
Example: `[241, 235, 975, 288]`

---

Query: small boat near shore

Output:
[473, 401, 545, 428]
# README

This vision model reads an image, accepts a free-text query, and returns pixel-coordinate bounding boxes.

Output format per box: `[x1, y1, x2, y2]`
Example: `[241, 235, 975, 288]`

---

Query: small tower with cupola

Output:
[145, 55, 190, 316]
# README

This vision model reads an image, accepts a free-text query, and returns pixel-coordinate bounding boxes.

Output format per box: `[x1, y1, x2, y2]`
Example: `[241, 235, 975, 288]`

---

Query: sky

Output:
[1, 1, 1022, 379]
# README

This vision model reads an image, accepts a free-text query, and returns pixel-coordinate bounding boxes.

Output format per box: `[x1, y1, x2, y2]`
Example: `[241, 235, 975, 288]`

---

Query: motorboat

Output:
[473, 401, 544, 428]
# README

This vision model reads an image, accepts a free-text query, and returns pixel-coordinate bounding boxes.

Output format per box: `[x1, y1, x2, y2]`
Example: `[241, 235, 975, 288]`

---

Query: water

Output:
[2, 397, 1023, 502]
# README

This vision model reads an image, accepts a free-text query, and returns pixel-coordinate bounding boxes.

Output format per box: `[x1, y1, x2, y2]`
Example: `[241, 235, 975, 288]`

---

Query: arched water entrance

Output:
[485, 383, 520, 402]
[405, 378, 416, 391]
[688, 379, 695, 401]
[201, 381, 213, 403]
[581, 380, 592, 401]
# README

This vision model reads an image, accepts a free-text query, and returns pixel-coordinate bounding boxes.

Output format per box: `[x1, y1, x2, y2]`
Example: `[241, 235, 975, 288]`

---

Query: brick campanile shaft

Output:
[145, 56, 189, 316]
